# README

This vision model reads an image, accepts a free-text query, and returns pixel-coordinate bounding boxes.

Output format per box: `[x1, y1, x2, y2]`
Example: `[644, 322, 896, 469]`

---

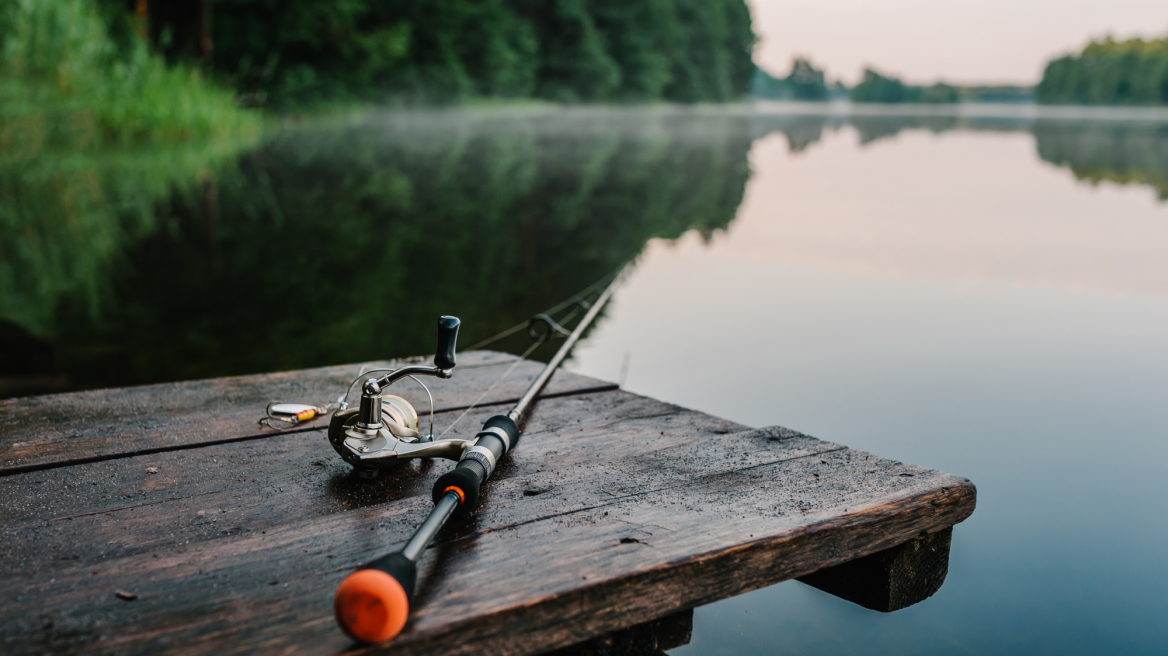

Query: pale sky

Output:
[749, 0, 1168, 85]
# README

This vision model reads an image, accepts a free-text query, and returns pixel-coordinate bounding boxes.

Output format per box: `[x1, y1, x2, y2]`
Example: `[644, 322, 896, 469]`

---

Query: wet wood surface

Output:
[0, 351, 976, 656]
[0, 351, 615, 475]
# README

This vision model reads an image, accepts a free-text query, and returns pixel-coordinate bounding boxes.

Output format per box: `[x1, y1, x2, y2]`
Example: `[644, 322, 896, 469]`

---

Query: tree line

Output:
[1037, 36, 1168, 105]
[101, 0, 755, 109]
[752, 59, 1033, 104]
[758, 34, 1168, 107]
[849, 68, 959, 103]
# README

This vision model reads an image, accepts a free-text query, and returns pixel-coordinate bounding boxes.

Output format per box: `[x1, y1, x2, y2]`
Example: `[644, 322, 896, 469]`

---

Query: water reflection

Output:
[0, 135, 259, 396]
[1, 110, 752, 395]
[1035, 121, 1168, 200]
[3, 107, 1168, 398]
[766, 111, 1168, 200]
[567, 112, 1168, 656]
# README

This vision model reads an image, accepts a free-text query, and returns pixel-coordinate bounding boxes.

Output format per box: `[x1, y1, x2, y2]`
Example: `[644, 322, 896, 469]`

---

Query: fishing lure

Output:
[258, 402, 331, 430]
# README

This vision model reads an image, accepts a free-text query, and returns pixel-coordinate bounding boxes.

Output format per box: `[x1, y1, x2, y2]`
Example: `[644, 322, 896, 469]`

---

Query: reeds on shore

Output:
[1, 0, 263, 154]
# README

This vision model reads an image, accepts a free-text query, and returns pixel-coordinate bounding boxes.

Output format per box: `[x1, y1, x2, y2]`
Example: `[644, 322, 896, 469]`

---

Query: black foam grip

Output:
[365, 552, 417, 603]
[433, 461, 485, 510]
[483, 415, 521, 452]
[434, 316, 460, 370]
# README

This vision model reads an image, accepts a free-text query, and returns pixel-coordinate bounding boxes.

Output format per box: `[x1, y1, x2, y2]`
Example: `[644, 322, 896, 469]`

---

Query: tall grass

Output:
[0, 0, 262, 154]
[0, 0, 263, 337]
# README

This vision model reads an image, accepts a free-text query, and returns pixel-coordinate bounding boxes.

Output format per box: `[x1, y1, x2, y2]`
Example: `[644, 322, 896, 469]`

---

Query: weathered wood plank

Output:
[393, 429, 972, 656]
[0, 381, 975, 656]
[0, 351, 614, 475]
[0, 391, 735, 573]
[799, 526, 953, 612]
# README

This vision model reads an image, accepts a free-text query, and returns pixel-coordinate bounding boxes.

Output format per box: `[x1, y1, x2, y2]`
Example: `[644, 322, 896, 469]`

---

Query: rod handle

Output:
[434, 316, 460, 370]
[334, 552, 417, 644]
[432, 415, 519, 512]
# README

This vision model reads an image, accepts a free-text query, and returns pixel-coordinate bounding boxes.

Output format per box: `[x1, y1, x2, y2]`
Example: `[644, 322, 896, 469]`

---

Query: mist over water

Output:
[3, 105, 1167, 654]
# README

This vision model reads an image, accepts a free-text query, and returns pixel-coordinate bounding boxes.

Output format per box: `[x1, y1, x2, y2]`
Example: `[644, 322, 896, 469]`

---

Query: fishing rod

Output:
[328, 268, 626, 644]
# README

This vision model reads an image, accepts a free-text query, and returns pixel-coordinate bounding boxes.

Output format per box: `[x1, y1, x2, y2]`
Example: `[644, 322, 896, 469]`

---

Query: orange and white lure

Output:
[261, 403, 330, 430]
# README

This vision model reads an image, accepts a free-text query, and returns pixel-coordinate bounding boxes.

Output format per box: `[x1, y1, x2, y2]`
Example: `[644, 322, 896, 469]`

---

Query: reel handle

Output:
[434, 316, 460, 370]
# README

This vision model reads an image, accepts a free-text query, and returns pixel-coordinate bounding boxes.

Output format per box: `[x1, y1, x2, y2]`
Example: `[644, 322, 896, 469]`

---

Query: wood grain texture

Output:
[0, 351, 615, 475]
[0, 378, 975, 656]
[799, 527, 953, 612]
[0, 391, 737, 574]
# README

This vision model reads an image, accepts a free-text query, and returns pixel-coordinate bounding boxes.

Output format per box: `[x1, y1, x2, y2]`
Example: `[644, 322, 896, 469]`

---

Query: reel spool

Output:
[381, 395, 421, 439]
[328, 395, 424, 476]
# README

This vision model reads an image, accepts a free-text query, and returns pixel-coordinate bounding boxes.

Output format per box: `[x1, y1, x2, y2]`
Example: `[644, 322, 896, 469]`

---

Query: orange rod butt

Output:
[334, 569, 410, 643]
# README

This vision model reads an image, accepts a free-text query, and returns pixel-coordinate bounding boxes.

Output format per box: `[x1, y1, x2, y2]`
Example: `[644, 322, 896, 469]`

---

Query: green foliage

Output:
[0, 0, 262, 147]
[751, 58, 828, 101]
[961, 85, 1034, 103]
[1037, 36, 1168, 105]
[850, 68, 958, 104]
[919, 82, 959, 104]
[0, 0, 261, 342]
[787, 58, 828, 100]
[210, 0, 755, 109]
[851, 68, 913, 103]
[531, 0, 621, 101]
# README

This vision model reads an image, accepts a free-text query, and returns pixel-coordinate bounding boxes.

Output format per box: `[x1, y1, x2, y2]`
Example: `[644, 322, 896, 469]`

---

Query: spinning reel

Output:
[326, 310, 583, 480]
[328, 316, 468, 480]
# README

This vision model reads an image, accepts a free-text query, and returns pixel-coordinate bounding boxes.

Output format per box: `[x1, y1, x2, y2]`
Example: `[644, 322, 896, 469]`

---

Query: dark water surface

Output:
[4, 106, 1167, 654]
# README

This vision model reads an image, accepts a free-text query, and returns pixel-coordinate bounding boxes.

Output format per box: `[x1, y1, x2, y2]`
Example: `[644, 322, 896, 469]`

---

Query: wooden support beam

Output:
[798, 527, 953, 612]
[549, 610, 693, 656]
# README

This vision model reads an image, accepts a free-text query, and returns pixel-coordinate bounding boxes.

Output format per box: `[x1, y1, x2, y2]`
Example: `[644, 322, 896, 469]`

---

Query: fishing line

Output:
[433, 289, 594, 438]
[427, 273, 613, 438]
[463, 264, 625, 351]
[435, 339, 542, 439]
[259, 265, 623, 434]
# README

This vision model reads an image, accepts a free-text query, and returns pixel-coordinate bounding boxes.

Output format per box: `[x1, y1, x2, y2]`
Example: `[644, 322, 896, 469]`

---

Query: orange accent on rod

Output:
[444, 486, 465, 505]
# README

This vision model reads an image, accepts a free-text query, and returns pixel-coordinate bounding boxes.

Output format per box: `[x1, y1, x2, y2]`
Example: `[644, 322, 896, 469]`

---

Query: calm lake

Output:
[5, 104, 1167, 654]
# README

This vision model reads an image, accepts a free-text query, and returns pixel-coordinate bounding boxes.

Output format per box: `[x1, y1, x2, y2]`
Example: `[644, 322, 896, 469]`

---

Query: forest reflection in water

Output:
[757, 110, 1168, 200]
[2, 106, 1168, 397]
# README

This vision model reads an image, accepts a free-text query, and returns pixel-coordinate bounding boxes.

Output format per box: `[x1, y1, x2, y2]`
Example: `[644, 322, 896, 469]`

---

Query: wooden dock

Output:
[0, 351, 976, 655]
